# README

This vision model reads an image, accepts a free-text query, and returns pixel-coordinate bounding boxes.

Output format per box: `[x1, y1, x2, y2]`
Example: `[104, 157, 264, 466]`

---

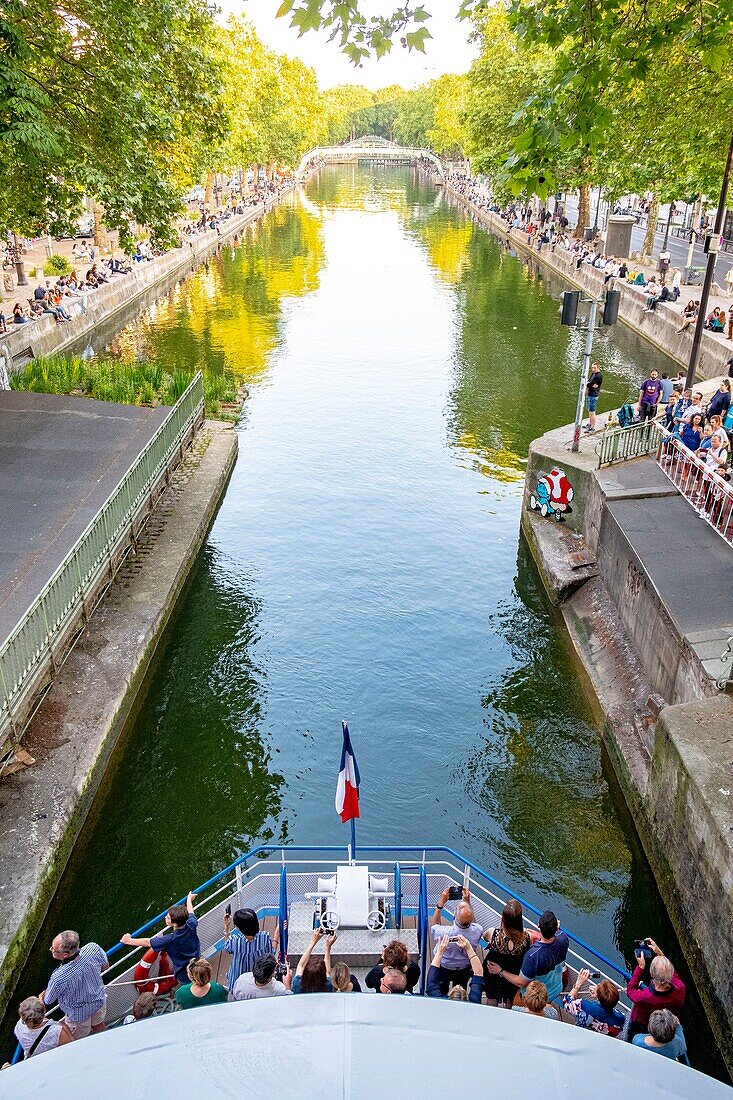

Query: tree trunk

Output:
[205, 171, 216, 207]
[642, 196, 659, 258]
[575, 184, 590, 238]
[92, 201, 109, 251]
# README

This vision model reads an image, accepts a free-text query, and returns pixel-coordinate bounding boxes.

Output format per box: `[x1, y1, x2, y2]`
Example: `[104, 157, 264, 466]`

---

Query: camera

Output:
[447, 885, 463, 901]
[634, 938, 654, 961]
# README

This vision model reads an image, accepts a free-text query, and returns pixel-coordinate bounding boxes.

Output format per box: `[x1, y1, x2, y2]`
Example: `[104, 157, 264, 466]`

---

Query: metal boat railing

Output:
[0, 372, 205, 775]
[596, 419, 663, 467]
[12, 842, 637, 1063]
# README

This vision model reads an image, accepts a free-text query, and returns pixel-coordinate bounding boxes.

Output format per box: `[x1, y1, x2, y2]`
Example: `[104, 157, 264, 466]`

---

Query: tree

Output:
[0, 0, 226, 244]
[393, 86, 434, 147]
[322, 85, 375, 142]
[275, 1, 732, 197]
[464, 8, 548, 188]
[427, 74, 467, 158]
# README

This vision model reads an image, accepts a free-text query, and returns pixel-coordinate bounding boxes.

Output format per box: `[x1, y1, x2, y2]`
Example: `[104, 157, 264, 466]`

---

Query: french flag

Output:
[335, 722, 360, 823]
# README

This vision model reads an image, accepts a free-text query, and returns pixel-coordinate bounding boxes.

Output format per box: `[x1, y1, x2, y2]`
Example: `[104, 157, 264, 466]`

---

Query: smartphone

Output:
[225, 904, 231, 917]
[447, 885, 463, 901]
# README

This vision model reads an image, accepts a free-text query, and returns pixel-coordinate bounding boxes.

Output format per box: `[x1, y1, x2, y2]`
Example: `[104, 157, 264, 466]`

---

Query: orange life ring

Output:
[134, 948, 176, 995]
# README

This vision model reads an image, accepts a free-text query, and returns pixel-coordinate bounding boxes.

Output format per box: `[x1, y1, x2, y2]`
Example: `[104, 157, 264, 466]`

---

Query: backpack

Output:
[617, 403, 635, 429]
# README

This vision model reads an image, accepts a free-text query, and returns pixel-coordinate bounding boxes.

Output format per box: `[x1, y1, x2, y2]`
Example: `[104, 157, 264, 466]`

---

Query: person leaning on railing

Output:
[121, 891, 199, 987]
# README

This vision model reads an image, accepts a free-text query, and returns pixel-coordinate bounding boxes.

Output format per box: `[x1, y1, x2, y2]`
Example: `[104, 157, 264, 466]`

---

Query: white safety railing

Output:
[656, 430, 733, 548]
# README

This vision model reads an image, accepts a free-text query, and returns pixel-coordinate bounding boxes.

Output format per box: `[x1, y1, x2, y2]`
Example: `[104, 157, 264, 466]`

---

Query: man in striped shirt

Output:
[40, 930, 108, 1041]
[223, 908, 278, 989]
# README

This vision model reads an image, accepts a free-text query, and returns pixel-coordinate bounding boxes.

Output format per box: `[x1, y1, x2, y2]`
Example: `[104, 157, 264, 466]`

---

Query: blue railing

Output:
[418, 865, 430, 995]
[394, 863, 402, 930]
[278, 865, 289, 962]
[12, 842, 633, 1066]
[98, 843, 630, 979]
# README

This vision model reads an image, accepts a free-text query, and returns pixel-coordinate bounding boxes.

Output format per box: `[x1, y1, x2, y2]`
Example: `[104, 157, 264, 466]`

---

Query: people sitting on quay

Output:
[676, 300, 699, 333]
[121, 890, 200, 986]
[706, 307, 726, 333]
[427, 934, 484, 1003]
[222, 906, 276, 989]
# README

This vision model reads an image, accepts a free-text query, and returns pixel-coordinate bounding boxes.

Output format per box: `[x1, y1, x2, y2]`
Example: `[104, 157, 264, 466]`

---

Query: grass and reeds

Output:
[10, 355, 242, 420]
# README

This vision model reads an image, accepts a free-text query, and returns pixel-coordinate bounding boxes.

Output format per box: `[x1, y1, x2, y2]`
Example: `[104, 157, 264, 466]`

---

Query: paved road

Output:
[562, 193, 733, 284]
[0, 392, 169, 641]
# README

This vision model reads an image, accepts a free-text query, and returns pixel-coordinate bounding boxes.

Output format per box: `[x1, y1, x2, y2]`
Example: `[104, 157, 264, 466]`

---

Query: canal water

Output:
[8, 166, 725, 1075]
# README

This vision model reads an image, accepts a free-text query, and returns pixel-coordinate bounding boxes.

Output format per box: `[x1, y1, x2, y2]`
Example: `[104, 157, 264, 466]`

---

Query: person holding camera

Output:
[626, 938, 686, 1042]
[427, 934, 484, 1002]
[563, 967, 625, 1036]
[365, 940, 420, 994]
[429, 886, 484, 995]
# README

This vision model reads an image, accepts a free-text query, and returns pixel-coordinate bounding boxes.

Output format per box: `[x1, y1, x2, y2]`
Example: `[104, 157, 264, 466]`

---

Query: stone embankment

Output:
[0, 420, 237, 1021]
[521, 422, 733, 1072]
[1, 185, 302, 370]
[445, 182, 731, 382]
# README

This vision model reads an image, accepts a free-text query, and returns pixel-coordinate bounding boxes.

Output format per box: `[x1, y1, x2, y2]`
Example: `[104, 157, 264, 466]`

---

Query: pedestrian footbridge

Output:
[298, 137, 443, 178]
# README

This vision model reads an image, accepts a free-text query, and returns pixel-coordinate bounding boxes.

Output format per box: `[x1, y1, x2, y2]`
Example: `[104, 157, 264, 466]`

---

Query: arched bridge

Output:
[298, 140, 444, 178]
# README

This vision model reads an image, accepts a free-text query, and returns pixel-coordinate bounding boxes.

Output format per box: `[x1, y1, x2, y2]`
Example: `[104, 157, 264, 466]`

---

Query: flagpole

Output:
[351, 816, 357, 860]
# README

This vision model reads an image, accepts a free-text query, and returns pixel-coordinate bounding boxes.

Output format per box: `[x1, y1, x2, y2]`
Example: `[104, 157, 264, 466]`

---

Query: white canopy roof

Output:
[6, 995, 730, 1099]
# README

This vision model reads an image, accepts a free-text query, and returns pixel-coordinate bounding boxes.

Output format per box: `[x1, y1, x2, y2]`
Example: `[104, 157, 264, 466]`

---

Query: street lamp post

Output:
[685, 130, 733, 390]
[12, 232, 27, 287]
[571, 298, 599, 452]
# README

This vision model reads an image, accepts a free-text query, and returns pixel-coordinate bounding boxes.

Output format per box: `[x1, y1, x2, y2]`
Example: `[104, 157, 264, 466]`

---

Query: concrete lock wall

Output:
[646, 697, 733, 1066]
[596, 505, 717, 704]
[523, 442, 594, 535]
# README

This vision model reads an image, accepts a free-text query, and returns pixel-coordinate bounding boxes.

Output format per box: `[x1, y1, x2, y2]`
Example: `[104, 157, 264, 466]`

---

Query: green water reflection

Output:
[7, 166, 725, 1077]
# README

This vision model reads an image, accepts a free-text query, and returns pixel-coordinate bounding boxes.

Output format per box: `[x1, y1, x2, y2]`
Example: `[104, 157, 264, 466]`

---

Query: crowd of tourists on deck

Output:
[5, 885, 690, 1069]
[441, 170, 733, 341]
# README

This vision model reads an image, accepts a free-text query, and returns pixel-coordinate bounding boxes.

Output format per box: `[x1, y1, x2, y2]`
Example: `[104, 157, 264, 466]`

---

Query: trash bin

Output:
[583, 226, 594, 242]
[684, 266, 704, 285]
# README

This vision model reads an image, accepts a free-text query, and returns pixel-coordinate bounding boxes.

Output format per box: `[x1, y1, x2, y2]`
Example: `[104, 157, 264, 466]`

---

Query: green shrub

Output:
[44, 254, 72, 276]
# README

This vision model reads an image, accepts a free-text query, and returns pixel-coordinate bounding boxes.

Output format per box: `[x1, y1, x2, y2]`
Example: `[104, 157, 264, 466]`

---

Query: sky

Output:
[219, 1, 477, 89]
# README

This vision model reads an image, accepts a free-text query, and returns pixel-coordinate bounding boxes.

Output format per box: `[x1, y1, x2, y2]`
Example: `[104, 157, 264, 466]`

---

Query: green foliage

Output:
[10, 355, 240, 420]
[273, 1, 733, 201]
[0, 0, 226, 243]
[44, 254, 72, 275]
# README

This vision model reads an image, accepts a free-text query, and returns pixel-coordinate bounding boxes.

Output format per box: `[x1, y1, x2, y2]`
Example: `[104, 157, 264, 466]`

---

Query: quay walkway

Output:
[0, 393, 169, 642]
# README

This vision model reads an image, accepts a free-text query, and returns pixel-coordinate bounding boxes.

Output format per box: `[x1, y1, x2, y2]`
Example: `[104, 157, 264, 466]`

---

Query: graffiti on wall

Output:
[528, 467, 574, 521]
